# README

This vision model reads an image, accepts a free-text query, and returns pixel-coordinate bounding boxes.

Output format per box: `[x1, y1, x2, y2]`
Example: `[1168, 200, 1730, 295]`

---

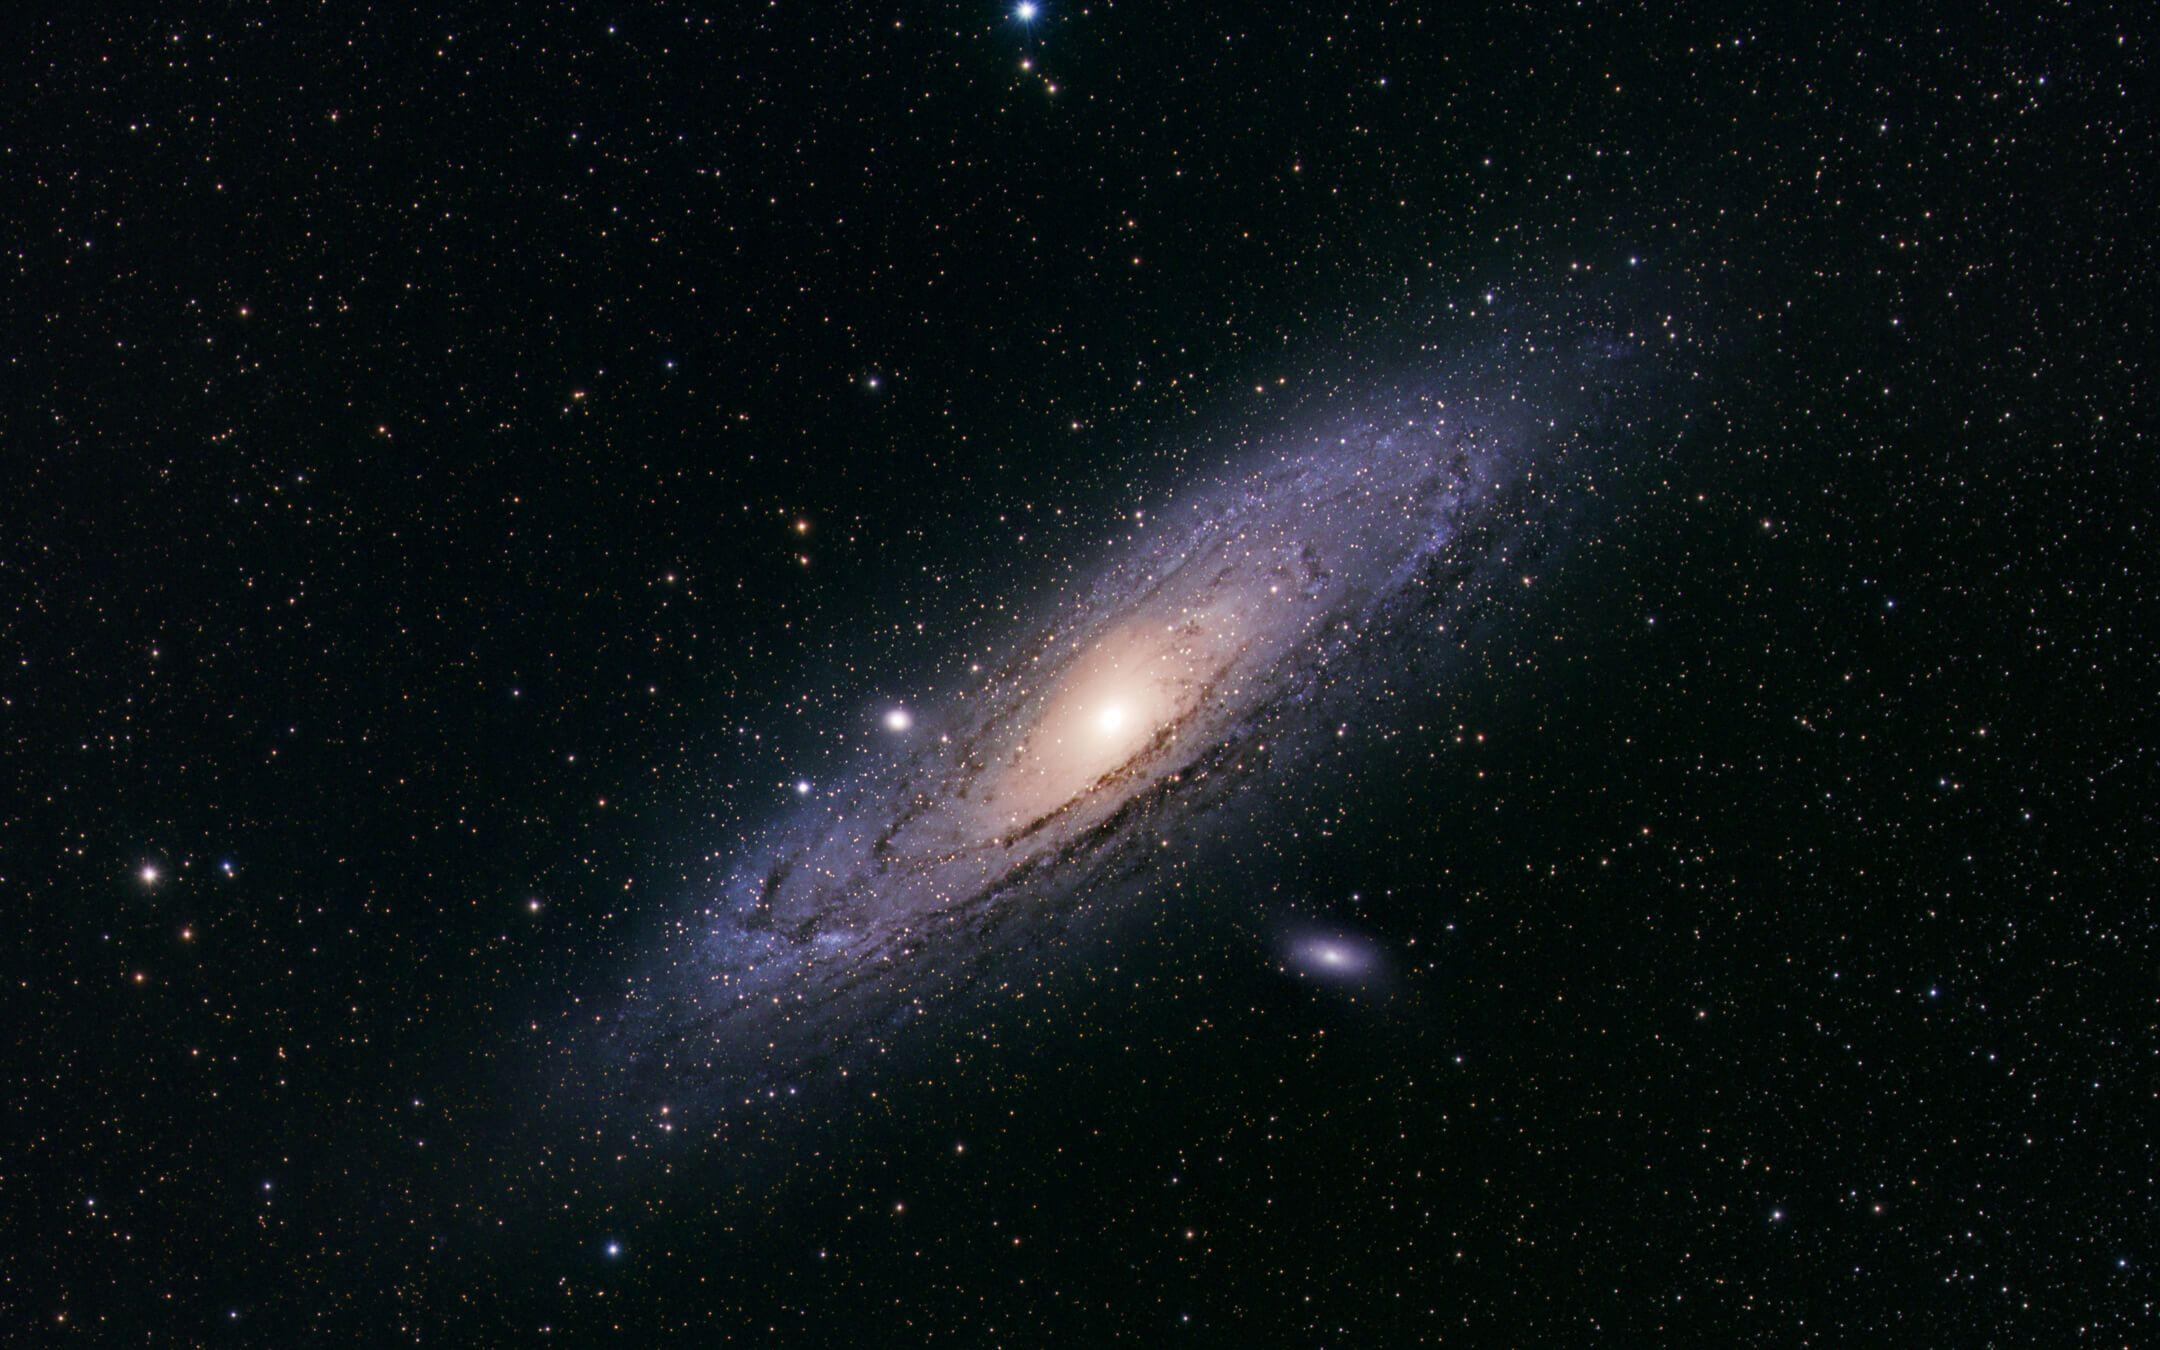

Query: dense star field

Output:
[7, 3, 2152, 1344]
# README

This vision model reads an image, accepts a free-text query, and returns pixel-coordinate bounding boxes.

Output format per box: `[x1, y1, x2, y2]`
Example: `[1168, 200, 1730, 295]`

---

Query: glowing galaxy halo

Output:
[558, 312, 1686, 1124]
[1284, 929, 1386, 984]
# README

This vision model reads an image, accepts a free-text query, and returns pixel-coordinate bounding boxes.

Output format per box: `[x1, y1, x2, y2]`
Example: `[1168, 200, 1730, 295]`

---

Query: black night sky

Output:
[10, 3, 2153, 1343]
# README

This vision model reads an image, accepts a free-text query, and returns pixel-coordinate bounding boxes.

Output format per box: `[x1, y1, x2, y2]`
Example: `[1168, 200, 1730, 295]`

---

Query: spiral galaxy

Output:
[587, 322, 1668, 1107]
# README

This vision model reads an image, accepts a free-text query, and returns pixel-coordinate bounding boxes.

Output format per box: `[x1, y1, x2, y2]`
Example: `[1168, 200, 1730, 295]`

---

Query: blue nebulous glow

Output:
[1285, 931, 1383, 982]
[562, 318, 1673, 1122]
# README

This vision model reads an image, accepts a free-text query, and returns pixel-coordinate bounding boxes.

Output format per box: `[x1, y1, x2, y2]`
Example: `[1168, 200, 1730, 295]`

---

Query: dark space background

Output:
[6, 2, 2152, 1343]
